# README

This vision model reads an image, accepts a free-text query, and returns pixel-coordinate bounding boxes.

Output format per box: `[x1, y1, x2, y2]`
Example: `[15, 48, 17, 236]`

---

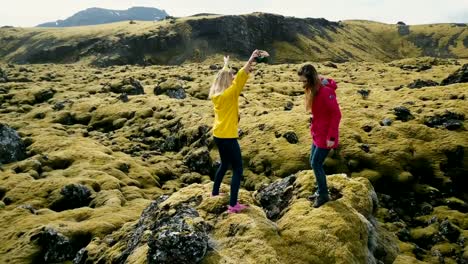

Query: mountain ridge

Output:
[36, 6, 169, 27]
[0, 12, 466, 66]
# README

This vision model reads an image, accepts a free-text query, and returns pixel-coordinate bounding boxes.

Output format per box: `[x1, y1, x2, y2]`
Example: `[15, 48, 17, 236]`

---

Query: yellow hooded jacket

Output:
[211, 68, 249, 138]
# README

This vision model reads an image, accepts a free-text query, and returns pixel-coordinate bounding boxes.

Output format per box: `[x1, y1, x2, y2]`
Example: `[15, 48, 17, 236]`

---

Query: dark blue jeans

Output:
[212, 137, 243, 206]
[310, 144, 330, 196]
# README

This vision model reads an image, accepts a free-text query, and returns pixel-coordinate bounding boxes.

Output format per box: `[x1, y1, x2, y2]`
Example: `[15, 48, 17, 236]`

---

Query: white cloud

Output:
[0, 0, 466, 27]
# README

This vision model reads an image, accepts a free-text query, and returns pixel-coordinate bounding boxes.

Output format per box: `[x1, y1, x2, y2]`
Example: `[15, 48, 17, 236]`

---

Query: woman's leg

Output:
[229, 139, 243, 207]
[212, 137, 232, 196]
[310, 144, 330, 196]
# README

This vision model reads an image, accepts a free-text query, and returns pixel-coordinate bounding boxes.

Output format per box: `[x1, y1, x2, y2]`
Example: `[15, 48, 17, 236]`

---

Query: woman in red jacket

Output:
[298, 64, 342, 208]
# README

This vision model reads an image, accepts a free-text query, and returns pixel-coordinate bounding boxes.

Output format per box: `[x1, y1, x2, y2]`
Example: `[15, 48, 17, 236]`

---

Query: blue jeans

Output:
[212, 137, 243, 206]
[310, 144, 330, 196]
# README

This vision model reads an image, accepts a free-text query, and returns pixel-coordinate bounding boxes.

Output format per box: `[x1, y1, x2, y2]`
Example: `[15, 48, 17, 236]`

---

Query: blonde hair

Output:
[209, 69, 233, 98]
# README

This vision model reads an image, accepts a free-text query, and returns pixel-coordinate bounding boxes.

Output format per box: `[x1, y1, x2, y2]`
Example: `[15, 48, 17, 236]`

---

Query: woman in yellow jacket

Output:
[210, 50, 260, 213]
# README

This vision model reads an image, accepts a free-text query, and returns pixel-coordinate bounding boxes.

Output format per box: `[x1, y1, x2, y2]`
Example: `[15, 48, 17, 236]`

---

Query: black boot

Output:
[313, 194, 330, 208]
[308, 191, 319, 201]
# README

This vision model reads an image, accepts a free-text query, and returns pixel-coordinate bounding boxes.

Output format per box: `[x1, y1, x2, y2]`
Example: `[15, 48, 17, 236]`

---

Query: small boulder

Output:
[408, 79, 439, 89]
[183, 147, 213, 175]
[30, 227, 78, 263]
[323, 62, 338, 68]
[439, 219, 460, 243]
[283, 131, 299, 144]
[34, 88, 56, 104]
[441, 64, 468, 85]
[424, 111, 465, 130]
[107, 77, 145, 95]
[0, 124, 26, 164]
[255, 175, 296, 220]
[380, 118, 393, 126]
[147, 205, 209, 264]
[0, 67, 8, 82]
[393, 106, 414, 122]
[154, 79, 186, 99]
[284, 101, 294, 111]
[357, 89, 370, 99]
[50, 184, 92, 212]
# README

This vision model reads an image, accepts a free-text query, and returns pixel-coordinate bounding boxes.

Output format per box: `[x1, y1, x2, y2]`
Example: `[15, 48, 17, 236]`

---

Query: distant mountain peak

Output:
[37, 6, 169, 27]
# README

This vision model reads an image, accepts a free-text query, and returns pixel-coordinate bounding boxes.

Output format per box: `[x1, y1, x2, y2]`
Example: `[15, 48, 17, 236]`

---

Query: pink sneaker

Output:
[227, 203, 249, 213]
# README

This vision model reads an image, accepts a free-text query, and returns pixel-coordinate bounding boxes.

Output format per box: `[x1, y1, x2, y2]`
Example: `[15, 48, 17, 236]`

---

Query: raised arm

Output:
[243, 50, 260, 74]
[225, 50, 261, 97]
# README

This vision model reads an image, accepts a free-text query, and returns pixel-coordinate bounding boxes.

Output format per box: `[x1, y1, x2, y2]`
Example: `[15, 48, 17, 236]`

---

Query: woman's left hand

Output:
[326, 140, 335, 148]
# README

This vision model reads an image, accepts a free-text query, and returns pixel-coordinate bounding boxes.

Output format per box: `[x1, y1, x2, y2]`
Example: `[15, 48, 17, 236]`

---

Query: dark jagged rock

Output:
[255, 175, 296, 220]
[151, 136, 183, 153]
[52, 102, 66, 111]
[107, 77, 144, 95]
[154, 80, 186, 99]
[424, 111, 465, 130]
[380, 118, 393, 126]
[50, 184, 92, 212]
[34, 88, 56, 104]
[441, 64, 468, 85]
[147, 205, 208, 264]
[115, 195, 169, 263]
[283, 131, 299, 144]
[440, 145, 467, 194]
[399, 64, 432, 72]
[439, 219, 460, 243]
[362, 125, 373, 132]
[183, 147, 213, 175]
[0, 124, 26, 164]
[357, 89, 370, 99]
[73, 248, 88, 264]
[30, 227, 89, 263]
[408, 79, 439, 88]
[397, 24, 410, 36]
[0, 67, 8, 82]
[393, 106, 414, 122]
[360, 144, 371, 153]
[323, 62, 338, 68]
[115, 195, 209, 264]
[118, 93, 129, 102]
[284, 101, 294, 111]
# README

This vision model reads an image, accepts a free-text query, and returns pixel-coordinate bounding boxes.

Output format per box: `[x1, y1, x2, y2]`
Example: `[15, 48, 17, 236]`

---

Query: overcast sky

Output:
[1, 0, 467, 27]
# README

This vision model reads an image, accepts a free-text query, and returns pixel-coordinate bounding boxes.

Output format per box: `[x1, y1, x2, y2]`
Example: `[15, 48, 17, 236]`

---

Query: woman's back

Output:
[211, 68, 249, 138]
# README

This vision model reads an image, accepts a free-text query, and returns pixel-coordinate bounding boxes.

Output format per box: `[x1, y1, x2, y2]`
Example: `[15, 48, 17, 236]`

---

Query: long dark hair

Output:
[298, 64, 321, 112]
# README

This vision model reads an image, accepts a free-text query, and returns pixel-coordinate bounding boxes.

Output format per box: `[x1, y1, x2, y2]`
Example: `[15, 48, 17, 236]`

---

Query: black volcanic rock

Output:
[441, 64, 468, 85]
[37, 7, 168, 27]
[0, 124, 26, 164]
[408, 79, 439, 89]
[393, 106, 414, 122]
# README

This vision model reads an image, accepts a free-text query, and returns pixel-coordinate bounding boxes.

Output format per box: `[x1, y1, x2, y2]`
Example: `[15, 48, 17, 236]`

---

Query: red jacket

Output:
[310, 78, 341, 149]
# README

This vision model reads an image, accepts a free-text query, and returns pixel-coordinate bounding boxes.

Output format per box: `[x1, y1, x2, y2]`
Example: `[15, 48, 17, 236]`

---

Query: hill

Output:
[0, 13, 467, 66]
[36, 7, 168, 27]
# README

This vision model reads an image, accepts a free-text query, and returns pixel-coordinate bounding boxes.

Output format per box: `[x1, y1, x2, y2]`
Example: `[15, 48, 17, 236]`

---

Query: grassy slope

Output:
[0, 16, 467, 65]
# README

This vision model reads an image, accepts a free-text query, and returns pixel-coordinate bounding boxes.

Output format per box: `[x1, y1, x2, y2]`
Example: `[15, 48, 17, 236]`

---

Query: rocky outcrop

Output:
[105, 77, 145, 95]
[154, 79, 186, 99]
[49, 184, 92, 212]
[408, 79, 439, 88]
[73, 173, 398, 264]
[441, 64, 468, 85]
[0, 124, 26, 164]
[393, 106, 414, 122]
[424, 111, 465, 130]
[0, 67, 8, 82]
